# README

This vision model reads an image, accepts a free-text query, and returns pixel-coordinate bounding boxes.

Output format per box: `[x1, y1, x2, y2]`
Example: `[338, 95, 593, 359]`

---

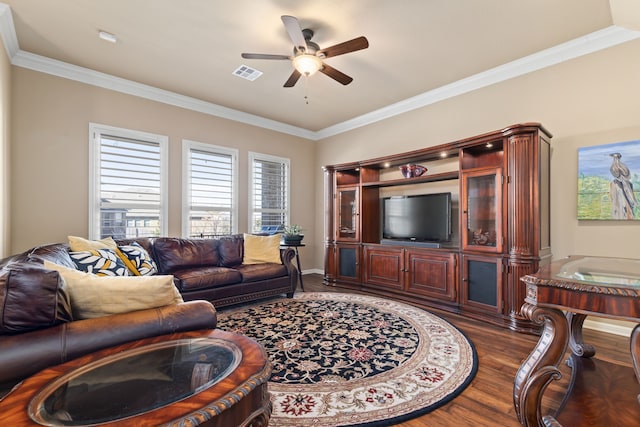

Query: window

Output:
[89, 123, 168, 239]
[249, 152, 290, 233]
[183, 140, 238, 238]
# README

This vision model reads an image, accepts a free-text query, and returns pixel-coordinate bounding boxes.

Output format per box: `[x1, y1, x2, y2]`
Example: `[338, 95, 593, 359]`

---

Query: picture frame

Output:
[577, 139, 640, 220]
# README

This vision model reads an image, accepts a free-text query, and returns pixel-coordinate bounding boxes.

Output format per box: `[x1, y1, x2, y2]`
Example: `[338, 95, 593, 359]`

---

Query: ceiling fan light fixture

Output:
[293, 54, 322, 76]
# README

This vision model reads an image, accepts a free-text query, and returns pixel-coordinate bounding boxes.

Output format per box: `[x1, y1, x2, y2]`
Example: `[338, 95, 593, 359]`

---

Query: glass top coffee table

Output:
[0, 330, 272, 426]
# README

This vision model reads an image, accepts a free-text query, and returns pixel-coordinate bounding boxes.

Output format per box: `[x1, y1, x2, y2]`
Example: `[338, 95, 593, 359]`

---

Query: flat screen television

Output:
[383, 193, 452, 243]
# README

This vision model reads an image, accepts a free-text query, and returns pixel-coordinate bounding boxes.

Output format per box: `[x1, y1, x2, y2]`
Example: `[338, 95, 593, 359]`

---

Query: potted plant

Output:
[283, 224, 304, 245]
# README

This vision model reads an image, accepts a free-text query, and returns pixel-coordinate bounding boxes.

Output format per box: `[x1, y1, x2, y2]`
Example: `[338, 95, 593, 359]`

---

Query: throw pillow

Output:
[68, 235, 117, 252]
[69, 249, 131, 276]
[242, 233, 282, 265]
[118, 242, 158, 276]
[44, 261, 183, 319]
[0, 264, 72, 334]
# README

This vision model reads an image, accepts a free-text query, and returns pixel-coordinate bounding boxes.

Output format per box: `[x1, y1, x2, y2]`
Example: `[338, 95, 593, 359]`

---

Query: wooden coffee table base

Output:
[0, 329, 272, 426]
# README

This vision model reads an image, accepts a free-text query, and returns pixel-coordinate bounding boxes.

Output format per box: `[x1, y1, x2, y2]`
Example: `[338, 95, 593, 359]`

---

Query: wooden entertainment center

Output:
[323, 123, 552, 332]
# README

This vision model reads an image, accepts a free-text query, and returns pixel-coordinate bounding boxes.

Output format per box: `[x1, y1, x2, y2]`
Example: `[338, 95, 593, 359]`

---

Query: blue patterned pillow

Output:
[69, 249, 130, 276]
[118, 242, 158, 276]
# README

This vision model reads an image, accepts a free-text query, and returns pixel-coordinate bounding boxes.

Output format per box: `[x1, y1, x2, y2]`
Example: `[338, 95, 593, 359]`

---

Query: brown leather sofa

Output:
[0, 234, 297, 396]
[148, 235, 298, 306]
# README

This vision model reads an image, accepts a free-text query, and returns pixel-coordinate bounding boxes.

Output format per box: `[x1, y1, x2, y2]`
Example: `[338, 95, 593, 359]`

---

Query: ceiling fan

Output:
[241, 15, 369, 87]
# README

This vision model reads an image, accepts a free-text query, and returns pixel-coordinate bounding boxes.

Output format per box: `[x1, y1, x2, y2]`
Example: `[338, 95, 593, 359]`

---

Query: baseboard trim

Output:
[583, 318, 633, 337]
[302, 269, 323, 275]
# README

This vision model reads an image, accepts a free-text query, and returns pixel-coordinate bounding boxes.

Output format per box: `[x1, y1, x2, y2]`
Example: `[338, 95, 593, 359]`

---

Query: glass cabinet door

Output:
[460, 254, 503, 313]
[462, 168, 503, 252]
[336, 186, 359, 241]
[336, 244, 360, 283]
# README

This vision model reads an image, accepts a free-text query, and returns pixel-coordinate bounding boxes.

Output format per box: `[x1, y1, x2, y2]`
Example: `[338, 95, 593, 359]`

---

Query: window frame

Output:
[182, 139, 239, 238]
[248, 151, 291, 234]
[88, 123, 168, 239]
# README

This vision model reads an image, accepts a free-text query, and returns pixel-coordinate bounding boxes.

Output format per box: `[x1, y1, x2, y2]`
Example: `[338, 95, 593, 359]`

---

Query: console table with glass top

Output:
[0, 329, 272, 426]
[513, 256, 640, 427]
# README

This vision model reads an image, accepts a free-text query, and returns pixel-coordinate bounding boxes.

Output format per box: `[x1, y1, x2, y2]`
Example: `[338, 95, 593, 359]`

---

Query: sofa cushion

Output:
[243, 233, 282, 264]
[0, 263, 72, 334]
[69, 249, 131, 276]
[171, 266, 242, 292]
[217, 234, 244, 267]
[118, 242, 158, 276]
[153, 238, 219, 273]
[235, 263, 288, 283]
[44, 261, 183, 319]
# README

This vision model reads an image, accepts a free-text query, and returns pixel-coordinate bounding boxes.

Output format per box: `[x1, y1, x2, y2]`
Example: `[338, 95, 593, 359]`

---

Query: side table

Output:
[513, 255, 640, 427]
[0, 329, 272, 426]
[281, 242, 305, 291]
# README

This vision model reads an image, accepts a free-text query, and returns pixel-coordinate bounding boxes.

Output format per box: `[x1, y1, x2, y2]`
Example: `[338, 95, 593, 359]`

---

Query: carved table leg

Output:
[514, 303, 569, 427]
[632, 323, 640, 405]
[566, 312, 596, 358]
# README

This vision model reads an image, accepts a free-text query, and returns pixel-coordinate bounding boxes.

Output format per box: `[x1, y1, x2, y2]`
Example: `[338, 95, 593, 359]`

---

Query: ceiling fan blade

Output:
[320, 63, 353, 85]
[281, 15, 307, 52]
[318, 36, 369, 58]
[241, 53, 290, 60]
[283, 69, 302, 87]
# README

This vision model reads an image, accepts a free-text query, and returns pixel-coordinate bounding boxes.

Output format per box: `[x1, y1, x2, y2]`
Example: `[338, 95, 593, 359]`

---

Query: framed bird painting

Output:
[578, 139, 640, 220]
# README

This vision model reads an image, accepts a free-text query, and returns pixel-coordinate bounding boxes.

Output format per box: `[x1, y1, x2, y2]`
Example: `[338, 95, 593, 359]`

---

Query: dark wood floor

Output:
[300, 274, 634, 427]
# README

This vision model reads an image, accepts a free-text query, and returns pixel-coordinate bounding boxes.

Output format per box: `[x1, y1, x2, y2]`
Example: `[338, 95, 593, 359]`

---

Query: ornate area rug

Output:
[217, 292, 477, 426]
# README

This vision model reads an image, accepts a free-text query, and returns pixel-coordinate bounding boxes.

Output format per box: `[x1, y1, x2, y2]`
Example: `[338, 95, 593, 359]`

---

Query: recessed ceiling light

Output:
[98, 30, 117, 43]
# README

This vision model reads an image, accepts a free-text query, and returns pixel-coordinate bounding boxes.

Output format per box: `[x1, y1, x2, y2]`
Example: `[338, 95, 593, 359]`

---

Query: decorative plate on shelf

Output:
[399, 164, 427, 178]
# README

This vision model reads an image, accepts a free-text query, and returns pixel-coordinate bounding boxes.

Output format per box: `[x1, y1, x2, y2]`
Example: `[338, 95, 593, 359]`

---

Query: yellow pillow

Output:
[44, 261, 183, 319]
[242, 233, 282, 264]
[68, 236, 117, 251]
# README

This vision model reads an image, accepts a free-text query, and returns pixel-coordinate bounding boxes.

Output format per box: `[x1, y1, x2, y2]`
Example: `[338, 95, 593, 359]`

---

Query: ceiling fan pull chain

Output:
[304, 76, 310, 105]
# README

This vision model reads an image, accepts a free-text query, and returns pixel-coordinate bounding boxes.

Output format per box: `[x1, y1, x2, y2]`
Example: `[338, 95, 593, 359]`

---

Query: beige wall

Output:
[0, 40, 9, 258]
[8, 37, 640, 329]
[10, 68, 316, 269]
[314, 38, 640, 269]
[313, 38, 640, 334]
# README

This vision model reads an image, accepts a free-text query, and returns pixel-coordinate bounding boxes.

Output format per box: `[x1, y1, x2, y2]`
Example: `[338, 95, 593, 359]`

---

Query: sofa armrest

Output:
[280, 247, 297, 275]
[0, 300, 217, 389]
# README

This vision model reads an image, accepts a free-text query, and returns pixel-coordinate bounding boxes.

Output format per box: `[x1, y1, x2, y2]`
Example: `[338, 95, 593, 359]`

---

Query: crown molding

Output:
[315, 25, 640, 139]
[0, 3, 18, 59]
[10, 50, 317, 140]
[0, 0, 638, 142]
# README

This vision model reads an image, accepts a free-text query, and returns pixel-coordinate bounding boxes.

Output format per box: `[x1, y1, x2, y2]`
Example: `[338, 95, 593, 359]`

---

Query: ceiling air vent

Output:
[233, 65, 263, 81]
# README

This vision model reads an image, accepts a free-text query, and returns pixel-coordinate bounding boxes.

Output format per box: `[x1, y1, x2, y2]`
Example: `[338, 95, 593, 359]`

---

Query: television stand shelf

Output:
[323, 123, 552, 332]
[380, 239, 447, 249]
[361, 171, 459, 188]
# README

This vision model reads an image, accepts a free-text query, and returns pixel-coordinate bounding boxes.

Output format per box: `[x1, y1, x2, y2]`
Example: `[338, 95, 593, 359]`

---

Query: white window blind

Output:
[89, 124, 168, 239]
[183, 140, 238, 238]
[249, 152, 290, 233]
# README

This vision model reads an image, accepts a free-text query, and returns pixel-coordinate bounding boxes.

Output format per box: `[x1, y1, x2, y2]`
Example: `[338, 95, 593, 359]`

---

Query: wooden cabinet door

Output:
[405, 250, 457, 302]
[335, 244, 361, 283]
[460, 254, 503, 313]
[363, 245, 404, 290]
[461, 168, 503, 253]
